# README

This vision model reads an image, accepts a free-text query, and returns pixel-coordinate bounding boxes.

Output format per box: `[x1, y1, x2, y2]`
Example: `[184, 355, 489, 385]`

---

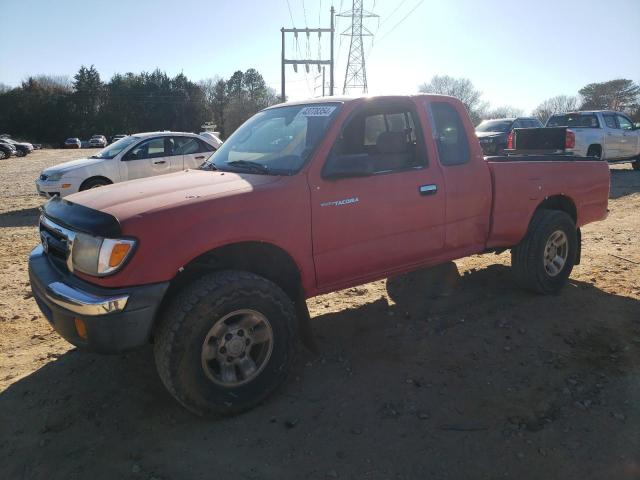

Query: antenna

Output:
[338, 0, 378, 95]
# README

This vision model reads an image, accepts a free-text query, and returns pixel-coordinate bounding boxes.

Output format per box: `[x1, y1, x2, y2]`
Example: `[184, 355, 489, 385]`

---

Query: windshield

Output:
[90, 135, 138, 159]
[475, 120, 513, 133]
[547, 114, 599, 128]
[206, 103, 341, 175]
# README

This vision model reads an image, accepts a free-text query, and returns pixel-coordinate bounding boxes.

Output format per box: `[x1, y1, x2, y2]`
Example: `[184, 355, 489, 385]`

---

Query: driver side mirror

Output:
[322, 153, 374, 180]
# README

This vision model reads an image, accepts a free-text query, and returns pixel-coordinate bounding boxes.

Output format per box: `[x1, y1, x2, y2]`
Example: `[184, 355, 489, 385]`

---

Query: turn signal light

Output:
[109, 243, 132, 267]
[74, 318, 88, 340]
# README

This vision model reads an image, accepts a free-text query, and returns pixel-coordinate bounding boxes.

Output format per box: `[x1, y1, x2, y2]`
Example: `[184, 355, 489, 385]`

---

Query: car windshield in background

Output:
[90, 135, 138, 159]
[475, 120, 513, 133]
[206, 103, 341, 175]
[547, 114, 599, 128]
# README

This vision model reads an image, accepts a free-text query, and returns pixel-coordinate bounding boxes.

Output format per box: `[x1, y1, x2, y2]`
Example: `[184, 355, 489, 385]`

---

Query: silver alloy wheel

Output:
[543, 230, 568, 277]
[200, 309, 274, 388]
[0, 151, 5, 160]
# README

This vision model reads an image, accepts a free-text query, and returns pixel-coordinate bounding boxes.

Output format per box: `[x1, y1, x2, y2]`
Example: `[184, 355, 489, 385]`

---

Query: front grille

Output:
[40, 216, 72, 272]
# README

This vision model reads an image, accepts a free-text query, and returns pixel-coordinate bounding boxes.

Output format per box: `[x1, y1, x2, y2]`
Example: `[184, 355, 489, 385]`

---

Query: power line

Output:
[376, 0, 423, 44]
[285, 0, 296, 27]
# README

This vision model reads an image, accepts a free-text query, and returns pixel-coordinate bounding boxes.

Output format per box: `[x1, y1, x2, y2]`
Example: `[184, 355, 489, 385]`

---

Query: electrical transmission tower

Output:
[338, 0, 378, 95]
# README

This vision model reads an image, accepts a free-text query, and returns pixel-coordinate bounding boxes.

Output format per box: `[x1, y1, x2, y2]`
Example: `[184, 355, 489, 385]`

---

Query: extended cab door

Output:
[173, 136, 216, 171]
[426, 100, 492, 252]
[120, 136, 173, 180]
[309, 99, 446, 290]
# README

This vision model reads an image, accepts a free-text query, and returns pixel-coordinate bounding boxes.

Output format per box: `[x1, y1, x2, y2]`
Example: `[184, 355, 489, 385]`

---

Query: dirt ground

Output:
[0, 149, 638, 480]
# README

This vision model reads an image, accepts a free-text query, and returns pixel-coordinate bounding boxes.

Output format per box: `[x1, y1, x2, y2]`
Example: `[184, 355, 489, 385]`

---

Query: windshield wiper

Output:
[226, 160, 271, 174]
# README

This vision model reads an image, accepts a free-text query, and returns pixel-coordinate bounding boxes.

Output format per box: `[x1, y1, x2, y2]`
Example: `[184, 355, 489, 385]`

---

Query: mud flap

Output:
[295, 291, 318, 354]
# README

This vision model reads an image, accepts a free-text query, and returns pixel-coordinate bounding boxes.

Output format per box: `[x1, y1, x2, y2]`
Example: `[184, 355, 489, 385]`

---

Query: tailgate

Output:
[511, 127, 567, 152]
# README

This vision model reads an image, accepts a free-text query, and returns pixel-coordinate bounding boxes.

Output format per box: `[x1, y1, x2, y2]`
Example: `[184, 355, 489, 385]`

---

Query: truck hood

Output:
[43, 157, 104, 174]
[66, 169, 282, 222]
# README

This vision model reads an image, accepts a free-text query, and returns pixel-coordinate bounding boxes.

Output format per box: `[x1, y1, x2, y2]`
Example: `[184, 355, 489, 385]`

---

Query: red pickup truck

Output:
[29, 95, 609, 416]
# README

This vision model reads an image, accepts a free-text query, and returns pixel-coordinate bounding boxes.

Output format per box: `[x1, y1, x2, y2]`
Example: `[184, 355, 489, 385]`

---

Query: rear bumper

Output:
[29, 245, 169, 353]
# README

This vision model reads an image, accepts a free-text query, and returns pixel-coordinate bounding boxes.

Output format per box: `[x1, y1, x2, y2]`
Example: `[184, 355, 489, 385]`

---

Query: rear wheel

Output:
[15, 149, 26, 157]
[153, 270, 298, 416]
[511, 209, 577, 294]
[586, 145, 602, 159]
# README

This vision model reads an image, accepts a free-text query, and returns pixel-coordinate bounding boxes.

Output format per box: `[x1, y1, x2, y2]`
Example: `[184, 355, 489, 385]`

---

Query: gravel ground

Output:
[0, 150, 639, 480]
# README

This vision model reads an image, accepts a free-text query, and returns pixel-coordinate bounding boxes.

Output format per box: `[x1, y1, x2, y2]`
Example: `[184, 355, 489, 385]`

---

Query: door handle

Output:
[153, 160, 166, 165]
[419, 184, 437, 196]
[195, 155, 205, 160]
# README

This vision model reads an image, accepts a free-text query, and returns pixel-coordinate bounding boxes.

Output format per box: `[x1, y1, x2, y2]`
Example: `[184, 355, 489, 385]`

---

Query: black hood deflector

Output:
[42, 196, 122, 237]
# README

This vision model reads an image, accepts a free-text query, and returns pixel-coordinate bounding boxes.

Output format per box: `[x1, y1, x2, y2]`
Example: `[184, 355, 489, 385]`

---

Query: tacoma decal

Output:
[320, 197, 359, 207]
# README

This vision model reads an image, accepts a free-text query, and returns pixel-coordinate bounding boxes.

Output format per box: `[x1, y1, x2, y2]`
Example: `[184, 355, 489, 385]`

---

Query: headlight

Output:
[71, 232, 136, 276]
[46, 171, 64, 182]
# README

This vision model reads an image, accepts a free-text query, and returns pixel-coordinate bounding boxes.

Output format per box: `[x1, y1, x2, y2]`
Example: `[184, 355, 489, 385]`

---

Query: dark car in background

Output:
[0, 138, 34, 157]
[475, 117, 543, 155]
[0, 142, 15, 160]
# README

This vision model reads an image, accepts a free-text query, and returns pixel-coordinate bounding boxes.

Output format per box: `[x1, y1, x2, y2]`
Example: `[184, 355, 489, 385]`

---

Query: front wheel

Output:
[511, 209, 577, 294]
[0, 150, 6, 160]
[153, 271, 298, 416]
[15, 149, 26, 157]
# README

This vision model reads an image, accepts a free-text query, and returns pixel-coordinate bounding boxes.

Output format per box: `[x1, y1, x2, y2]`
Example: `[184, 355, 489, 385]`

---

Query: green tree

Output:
[579, 79, 640, 112]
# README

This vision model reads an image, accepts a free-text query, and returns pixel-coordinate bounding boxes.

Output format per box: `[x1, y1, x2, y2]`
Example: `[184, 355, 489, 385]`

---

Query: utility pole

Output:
[338, 0, 377, 95]
[280, 6, 335, 102]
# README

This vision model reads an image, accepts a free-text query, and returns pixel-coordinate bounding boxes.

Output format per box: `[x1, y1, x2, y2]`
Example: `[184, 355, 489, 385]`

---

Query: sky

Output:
[1, 0, 639, 114]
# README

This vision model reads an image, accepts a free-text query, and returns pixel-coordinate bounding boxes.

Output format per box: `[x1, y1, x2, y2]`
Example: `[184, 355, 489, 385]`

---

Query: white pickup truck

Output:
[36, 131, 220, 197]
[509, 110, 640, 170]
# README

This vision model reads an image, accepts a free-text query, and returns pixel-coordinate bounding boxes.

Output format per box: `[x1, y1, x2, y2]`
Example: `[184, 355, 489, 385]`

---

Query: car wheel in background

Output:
[15, 149, 26, 157]
[0, 150, 6, 160]
[154, 270, 297, 417]
[511, 209, 577, 295]
[79, 177, 111, 191]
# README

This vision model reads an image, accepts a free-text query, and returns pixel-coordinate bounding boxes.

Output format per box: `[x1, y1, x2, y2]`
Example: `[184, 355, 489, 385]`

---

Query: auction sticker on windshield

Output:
[300, 106, 337, 117]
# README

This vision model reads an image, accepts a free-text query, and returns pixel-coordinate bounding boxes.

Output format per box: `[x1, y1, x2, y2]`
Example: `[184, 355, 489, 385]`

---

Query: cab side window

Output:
[603, 114, 617, 129]
[331, 104, 425, 174]
[429, 102, 470, 166]
[617, 115, 633, 131]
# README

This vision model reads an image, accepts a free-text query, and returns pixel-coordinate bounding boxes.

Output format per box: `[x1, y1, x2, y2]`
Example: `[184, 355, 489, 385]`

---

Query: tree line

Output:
[419, 75, 640, 125]
[0, 65, 278, 145]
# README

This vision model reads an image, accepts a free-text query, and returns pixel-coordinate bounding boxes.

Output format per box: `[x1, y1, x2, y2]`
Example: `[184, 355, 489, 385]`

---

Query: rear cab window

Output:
[428, 102, 470, 166]
[547, 113, 600, 128]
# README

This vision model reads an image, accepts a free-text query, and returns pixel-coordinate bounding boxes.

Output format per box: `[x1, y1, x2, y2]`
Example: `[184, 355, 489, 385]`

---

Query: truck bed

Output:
[484, 155, 610, 248]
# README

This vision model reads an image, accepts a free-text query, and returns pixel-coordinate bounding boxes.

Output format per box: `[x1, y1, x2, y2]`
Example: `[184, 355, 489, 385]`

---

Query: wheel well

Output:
[168, 242, 303, 302]
[80, 176, 112, 190]
[587, 144, 602, 155]
[536, 195, 577, 223]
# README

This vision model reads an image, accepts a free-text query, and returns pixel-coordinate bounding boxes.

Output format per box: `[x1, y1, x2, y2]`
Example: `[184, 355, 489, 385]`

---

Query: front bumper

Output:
[29, 245, 169, 353]
[35, 179, 79, 198]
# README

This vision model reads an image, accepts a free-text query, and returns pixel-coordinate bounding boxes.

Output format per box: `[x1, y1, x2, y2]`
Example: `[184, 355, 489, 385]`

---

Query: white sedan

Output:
[36, 131, 220, 198]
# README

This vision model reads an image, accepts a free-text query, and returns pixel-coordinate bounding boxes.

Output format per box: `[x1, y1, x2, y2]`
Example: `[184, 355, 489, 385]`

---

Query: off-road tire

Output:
[511, 209, 577, 294]
[79, 177, 110, 191]
[153, 270, 298, 417]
